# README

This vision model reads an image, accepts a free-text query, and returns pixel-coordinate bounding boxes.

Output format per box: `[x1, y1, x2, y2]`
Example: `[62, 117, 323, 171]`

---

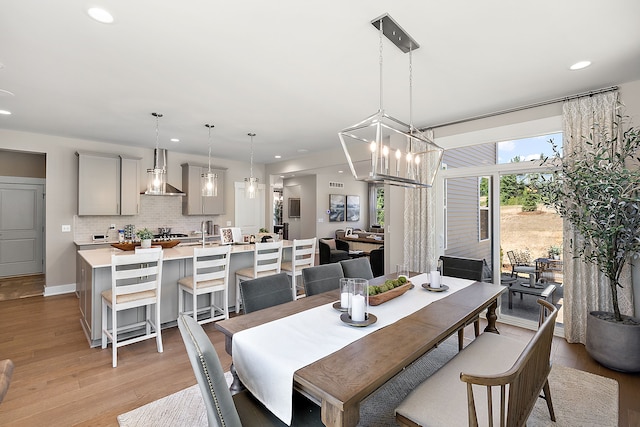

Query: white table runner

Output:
[232, 274, 474, 424]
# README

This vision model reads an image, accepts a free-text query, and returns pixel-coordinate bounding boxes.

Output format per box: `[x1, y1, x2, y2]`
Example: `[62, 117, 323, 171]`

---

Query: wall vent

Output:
[329, 181, 344, 189]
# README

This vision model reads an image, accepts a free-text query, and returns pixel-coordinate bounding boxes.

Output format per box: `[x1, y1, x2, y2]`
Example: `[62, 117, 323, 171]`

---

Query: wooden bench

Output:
[396, 299, 558, 427]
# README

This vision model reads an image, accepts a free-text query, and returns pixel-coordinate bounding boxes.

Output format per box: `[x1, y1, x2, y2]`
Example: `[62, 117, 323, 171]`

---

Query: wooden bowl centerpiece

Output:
[368, 277, 412, 306]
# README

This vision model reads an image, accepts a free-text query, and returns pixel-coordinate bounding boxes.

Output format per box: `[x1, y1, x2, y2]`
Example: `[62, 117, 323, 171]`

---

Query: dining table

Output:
[215, 273, 506, 427]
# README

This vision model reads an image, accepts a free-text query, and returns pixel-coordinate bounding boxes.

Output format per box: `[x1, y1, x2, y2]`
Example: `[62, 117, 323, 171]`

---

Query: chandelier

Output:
[339, 13, 443, 188]
[244, 132, 258, 199]
[146, 112, 167, 195]
[201, 123, 218, 197]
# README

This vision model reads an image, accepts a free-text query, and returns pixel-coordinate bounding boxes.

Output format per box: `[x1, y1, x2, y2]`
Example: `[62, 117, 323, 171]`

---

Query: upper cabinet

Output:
[76, 152, 141, 216]
[120, 155, 141, 215]
[181, 163, 225, 215]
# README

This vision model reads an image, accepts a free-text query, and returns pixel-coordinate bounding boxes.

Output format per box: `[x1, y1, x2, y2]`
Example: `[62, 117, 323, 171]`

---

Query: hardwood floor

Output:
[0, 275, 44, 301]
[0, 293, 638, 426]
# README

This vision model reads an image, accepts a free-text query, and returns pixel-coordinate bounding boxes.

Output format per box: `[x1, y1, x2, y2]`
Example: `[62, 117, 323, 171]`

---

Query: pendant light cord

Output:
[379, 18, 384, 112]
[206, 124, 214, 173]
[248, 132, 256, 179]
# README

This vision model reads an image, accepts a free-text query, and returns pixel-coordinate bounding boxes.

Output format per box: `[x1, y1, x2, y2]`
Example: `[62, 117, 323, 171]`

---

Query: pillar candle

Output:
[351, 294, 366, 322]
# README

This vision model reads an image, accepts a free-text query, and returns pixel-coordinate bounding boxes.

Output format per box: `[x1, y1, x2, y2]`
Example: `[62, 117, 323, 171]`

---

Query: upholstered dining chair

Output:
[101, 248, 163, 367]
[302, 263, 345, 296]
[439, 255, 484, 351]
[235, 241, 283, 313]
[280, 237, 316, 299]
[340, 257, 374, 280]
[239, 273, 293, 314]
[0, 359, 14, 404]
[177, 315, 323, 427]
[178, 245, 232, 325]
[369, 246, 384, 277]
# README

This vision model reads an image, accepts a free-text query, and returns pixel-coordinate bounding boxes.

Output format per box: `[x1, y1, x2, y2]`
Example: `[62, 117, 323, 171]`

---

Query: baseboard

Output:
[44, 283, 77, 296]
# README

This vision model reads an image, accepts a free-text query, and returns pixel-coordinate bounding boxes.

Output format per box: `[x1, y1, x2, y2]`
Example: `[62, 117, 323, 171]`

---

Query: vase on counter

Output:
[141, 239, 152, 249]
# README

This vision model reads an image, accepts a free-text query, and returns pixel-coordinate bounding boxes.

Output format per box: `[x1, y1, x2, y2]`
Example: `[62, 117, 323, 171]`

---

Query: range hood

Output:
[144, 148, 185, 196]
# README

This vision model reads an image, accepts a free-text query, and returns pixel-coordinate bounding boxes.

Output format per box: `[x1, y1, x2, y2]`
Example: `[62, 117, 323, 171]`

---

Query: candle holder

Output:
[333, 278, 353, 312]
[348, 278, 367, 322]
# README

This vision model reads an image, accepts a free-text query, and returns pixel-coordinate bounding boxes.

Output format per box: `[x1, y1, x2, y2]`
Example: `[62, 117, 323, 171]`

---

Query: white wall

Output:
[0, 129, 258, 290]
[315, 173, 368, 239]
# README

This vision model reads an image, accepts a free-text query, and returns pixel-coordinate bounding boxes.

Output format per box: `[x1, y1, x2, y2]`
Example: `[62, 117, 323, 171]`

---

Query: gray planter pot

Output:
[586, 311, 640, 372]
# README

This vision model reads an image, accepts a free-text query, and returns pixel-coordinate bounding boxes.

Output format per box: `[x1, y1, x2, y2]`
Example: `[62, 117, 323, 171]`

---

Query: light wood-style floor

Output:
[0, 293, 638, 427]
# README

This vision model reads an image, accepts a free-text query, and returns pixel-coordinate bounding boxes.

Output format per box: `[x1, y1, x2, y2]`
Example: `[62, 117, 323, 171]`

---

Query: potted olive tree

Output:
[540, 118, 640, 372]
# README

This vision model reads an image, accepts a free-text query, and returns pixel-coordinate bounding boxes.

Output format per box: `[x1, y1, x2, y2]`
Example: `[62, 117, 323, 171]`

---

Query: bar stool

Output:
[178, 245, 232, 325]
[101, 248, 164, 367]
[235, 241, 283, 313]
[280, 237, 316, 299]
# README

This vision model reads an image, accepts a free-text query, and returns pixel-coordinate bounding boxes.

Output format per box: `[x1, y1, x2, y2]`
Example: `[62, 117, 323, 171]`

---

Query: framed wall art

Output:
[329, 194, 345, 222]
[288, 197, 300, 218]
[346, 195, 360, 222]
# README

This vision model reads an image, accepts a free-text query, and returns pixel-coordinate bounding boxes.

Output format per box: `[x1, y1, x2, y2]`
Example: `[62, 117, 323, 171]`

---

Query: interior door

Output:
[0, 183, 44, 277]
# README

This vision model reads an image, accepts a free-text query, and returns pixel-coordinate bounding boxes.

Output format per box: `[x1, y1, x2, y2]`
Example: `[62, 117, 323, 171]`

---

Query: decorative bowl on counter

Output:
[111, 240, 181, 251]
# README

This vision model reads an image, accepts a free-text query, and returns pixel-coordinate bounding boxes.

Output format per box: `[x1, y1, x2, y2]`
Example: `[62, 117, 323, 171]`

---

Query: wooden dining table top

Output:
[215, 274, 506, 427]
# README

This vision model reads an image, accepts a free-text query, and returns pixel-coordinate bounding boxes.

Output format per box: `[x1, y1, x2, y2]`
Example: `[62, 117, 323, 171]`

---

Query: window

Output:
[478, 176, 490, 241]
[369, 184, 385, 227]
[443, 179, 448, 249]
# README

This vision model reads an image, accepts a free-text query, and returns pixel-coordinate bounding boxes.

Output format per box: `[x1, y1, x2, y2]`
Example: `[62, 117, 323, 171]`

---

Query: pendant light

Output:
[201, 123, 218, 197]
[244, 132, 258, 199]
[146, 112, 167, 195]
[338, 13, 443, 188]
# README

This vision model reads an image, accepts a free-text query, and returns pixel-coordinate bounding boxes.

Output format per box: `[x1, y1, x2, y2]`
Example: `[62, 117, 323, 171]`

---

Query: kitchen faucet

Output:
[201, 220, 207, 247]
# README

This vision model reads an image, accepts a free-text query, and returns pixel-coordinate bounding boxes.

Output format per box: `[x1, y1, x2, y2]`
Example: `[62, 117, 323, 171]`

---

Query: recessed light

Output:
[338, 170, 344, 173]
[274, 155, 282, 159]
[87, 7, 114, 24]
[279, 175, 285, 178]
[570, 61, 591, 71]
[0, 110, 12, 115]
[170, 138, 180, 142]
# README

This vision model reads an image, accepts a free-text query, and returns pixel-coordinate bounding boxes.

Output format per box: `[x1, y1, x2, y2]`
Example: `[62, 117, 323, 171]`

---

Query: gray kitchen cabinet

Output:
[120, 155, 141, 215]
[77, 151, 120, 215]
[181, 163, 226, 215]
[76, 252, 92, 338]
[77, 152, 141, 216]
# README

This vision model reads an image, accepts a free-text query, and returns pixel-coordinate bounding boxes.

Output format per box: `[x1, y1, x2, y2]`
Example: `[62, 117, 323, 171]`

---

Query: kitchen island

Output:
[76, 242, 292, 347]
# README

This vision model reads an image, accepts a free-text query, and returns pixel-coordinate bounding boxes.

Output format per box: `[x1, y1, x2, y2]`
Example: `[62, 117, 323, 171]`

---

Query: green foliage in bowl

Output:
[367, 276, 407, 295]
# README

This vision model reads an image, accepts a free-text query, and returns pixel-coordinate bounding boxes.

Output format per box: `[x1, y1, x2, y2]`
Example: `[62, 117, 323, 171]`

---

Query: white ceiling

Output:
[1, 1, 639, 165]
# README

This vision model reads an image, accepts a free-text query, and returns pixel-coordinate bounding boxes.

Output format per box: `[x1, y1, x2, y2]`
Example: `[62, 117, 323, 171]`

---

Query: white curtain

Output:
[403, 129, 438, 273]
[562, 91, 634, 344]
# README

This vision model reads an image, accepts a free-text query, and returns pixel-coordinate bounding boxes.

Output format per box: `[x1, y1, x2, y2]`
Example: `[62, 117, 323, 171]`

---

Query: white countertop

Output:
[78, 240, 292, 268]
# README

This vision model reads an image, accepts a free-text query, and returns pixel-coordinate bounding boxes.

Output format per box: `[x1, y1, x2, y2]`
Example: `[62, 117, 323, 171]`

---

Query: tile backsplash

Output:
[74, 195, 221, 241]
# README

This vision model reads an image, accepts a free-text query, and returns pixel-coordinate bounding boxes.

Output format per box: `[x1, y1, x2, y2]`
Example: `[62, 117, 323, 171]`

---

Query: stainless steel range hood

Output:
[144, 148, 185, 196]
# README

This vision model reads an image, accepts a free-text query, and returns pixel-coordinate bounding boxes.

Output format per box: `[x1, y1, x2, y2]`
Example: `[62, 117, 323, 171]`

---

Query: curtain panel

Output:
[403, 129, 438, 274]
[562, 91, 634, 344]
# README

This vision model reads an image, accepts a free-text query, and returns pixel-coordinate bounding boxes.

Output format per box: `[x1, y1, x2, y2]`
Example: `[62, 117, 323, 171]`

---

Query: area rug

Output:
[118, 339, 618, 427]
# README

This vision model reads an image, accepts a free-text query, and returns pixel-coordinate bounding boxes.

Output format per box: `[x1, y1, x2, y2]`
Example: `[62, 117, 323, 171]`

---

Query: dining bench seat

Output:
[396, 299, 558, 427]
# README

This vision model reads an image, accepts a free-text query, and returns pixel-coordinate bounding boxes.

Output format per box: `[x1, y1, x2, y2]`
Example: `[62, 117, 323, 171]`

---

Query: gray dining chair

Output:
[302, 263, 345, 296]
[340, 257, 374, 280]
[439, 255, 484, 351]
[177, 315, 322, 426]
[239, 272, 293, 314]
